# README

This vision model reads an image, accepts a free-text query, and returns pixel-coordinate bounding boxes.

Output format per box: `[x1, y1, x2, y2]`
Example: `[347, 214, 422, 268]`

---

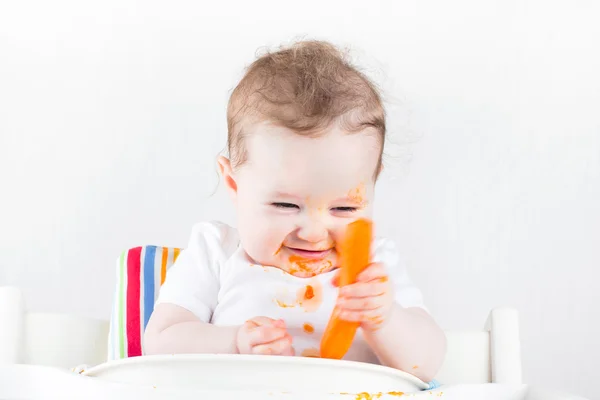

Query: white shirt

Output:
[156, 221, 427, 363]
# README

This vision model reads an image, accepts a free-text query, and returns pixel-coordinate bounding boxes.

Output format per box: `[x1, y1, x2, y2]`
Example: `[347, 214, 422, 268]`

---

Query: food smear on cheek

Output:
[347, 183, 367, 207]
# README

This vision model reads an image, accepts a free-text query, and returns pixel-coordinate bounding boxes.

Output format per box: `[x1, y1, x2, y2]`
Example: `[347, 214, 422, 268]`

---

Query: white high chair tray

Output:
[82, 354, 428, 393]
[0, 363, 589, 400]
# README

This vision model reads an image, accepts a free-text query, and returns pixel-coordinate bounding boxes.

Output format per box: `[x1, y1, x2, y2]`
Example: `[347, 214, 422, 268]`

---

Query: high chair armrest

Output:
[485, 307, 522, 385]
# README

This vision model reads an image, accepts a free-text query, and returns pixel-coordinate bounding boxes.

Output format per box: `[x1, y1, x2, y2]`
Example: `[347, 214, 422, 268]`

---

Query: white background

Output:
[1, 0, 598, 398]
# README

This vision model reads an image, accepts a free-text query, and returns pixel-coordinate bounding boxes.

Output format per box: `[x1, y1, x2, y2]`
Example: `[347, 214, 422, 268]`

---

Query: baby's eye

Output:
[272, 202, 300, 210]
[331, 207, 358, 213]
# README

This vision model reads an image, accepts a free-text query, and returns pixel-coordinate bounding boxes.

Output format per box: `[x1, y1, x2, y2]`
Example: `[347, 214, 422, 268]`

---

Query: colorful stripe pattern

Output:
[108, 246, 182, 360]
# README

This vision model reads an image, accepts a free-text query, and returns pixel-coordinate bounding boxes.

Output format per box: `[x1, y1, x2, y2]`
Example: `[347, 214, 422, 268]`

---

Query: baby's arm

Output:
[334, 260, 446, 382]
[363, 305, 446, 382]
[144, 304, 294, 356]
[144, 303, 238, 355]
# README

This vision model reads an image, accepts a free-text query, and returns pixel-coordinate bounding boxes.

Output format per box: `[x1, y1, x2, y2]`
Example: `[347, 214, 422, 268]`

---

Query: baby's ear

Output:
[217, 156, 238, 198]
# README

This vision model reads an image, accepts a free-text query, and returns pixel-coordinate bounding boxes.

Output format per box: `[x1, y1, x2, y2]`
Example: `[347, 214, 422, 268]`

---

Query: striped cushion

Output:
[108, 246, 182, 360]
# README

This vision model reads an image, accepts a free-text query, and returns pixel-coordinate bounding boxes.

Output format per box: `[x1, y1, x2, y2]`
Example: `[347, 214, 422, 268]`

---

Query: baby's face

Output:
[224, 122, 381, 277]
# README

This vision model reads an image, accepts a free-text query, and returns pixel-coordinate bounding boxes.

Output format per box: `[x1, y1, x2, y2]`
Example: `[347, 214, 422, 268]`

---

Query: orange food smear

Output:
[296, 280, 323, 312]
[274, 299, 296, 308]
[320, 218, 372, 360]
[303, 323, 315, 334]
[348, 183, 367, 206]
[288, 255, 333, 277]
[274, 281, 323, 311]
[300, 348, 320, 358]
[352, 393, 403, 400]
[304, 285, 315, 299]
[368, 315, 384, 326]
[412, 365, 419, 369]
[354, 393, 381, 400]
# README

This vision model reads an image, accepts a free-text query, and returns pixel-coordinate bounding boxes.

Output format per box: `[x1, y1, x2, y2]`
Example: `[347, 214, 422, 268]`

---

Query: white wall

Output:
[1, 0, 598, 398]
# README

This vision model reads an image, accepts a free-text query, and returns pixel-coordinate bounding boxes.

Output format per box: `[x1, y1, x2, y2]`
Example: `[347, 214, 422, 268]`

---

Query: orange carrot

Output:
[320, 218, 373, 359]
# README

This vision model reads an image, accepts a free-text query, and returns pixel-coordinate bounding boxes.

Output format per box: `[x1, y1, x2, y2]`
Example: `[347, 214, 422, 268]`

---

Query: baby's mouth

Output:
[285, 247, 333, 260]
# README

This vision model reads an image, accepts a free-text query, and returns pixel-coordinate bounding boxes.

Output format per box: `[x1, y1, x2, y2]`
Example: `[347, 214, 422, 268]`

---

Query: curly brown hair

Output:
[227, 40, 386, 175]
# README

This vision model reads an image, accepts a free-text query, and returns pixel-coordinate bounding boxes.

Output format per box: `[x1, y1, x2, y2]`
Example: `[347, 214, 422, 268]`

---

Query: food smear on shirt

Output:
[412, 365, 419, 369]
[250, 263, 272, 273]
[300, 347, 321, 358]
[303, 323, 315, 334]
[304, 285, 315, 299]
[274, 299, 296, 308]
[296, 280, 323, 312]
[273, 280, 323, 311]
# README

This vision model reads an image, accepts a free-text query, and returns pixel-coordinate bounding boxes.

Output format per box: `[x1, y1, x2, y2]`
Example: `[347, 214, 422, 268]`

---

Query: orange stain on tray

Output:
[354, 393, 381, 400]
[353, 392, 404, 400]
[300, 347, 321, 358]
[303, 323, 315, 334]
[296, 280, 323, 312]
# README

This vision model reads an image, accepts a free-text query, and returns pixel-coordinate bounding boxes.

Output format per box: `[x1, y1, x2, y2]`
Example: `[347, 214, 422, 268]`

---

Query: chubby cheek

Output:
[237, 206, 294, 265]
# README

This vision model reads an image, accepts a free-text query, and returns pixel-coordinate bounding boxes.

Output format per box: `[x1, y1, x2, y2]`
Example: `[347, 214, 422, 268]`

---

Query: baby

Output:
[144, 40, 446, 382]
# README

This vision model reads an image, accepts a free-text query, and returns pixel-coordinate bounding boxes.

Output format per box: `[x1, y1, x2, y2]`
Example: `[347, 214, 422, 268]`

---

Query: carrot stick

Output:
[320, 218, 373, 359]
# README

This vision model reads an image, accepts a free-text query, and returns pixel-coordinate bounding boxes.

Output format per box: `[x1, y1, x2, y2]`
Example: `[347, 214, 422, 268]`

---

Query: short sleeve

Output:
[155, 221, 240, 322]
[372, 238, 428, 312]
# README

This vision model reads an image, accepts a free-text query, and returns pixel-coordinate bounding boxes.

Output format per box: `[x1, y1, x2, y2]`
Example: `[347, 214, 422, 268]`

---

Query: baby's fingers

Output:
[339, 280, 387, 298]
[337, 295, 383, 311]
[247, 326, 287, 347]
[357, 263, 388, 283]
[253, 335, 294, 355]
[337, 308, 382, 324]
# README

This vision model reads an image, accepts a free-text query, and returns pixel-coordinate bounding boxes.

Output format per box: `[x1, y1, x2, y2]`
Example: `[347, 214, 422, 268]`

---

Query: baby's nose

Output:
[297, 218, 329, 243]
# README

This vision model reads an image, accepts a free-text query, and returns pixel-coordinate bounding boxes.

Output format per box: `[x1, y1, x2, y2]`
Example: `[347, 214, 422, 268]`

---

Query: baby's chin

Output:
[280, 250, 338, 277]
[245, 247, 339, 277]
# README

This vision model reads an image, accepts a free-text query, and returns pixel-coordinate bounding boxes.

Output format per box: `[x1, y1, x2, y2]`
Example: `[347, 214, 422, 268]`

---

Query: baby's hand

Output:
[236, 316, 295, 356]
[332, 262, 393, 331]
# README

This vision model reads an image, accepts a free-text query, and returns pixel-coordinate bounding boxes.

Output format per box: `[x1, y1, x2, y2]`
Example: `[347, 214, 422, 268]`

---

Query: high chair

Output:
[0, 245, 523, 385]
[106, 245, 523, 385]
[0, 286, 108, 368]
[2, 247, 590, 399]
